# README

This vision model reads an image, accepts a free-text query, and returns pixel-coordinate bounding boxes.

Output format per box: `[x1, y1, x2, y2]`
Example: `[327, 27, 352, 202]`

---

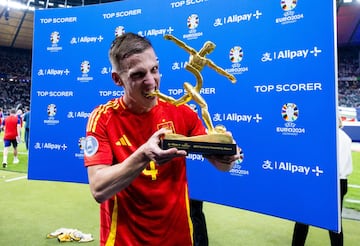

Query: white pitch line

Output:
[0, 149, 28, 155]
[345, 199, 360, 204]
[349, 184, 360, 189]
[5, 175, 27, 182]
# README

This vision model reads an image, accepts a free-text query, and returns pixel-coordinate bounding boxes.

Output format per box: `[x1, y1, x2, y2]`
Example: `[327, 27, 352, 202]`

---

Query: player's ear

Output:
[112, 72, 124, 86]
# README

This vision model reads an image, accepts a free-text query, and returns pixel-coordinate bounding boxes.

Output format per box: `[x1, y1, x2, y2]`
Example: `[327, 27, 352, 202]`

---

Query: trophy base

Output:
[160, 133, 236, 155]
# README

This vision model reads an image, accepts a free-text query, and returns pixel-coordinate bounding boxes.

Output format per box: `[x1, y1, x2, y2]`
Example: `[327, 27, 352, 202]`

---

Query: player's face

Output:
[116, 48, 160, 113]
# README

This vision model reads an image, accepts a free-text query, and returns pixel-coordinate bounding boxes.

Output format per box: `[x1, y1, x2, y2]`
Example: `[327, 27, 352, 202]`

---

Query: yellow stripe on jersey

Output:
[87, 100, 121, 133]
[92, 104, 107, 133]
[185, 185, 194, 245]
[86, 108, 97, 132]
[105, 196, 118, 246]
[119, 97, 126, 109]
[87, 104, 105, 132]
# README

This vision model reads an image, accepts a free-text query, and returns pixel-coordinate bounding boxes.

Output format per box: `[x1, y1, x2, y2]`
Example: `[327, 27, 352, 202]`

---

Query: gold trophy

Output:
[152, 34, 237, 155]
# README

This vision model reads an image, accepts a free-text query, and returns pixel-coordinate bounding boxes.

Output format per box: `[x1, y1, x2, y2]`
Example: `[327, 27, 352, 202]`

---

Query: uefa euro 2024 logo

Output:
[187, 14, 199, 30]
[229, 46, 243, 63]
[281, 0, 297, 11]
[47, 104, 57, 117]
[226, 46, 249, 75]
[50, 31, 60, 45]
[115, 26, 125, 37]
[276, 0, 303, 24]
[47, 31, 63, 52]
[81, 61, 90, 74]
[282, 103, 298, 127]
[77, 61, 93, 82]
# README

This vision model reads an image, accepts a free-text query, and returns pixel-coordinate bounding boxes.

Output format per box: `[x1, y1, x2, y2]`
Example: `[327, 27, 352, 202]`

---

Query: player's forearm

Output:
[88, 148, 150, 203]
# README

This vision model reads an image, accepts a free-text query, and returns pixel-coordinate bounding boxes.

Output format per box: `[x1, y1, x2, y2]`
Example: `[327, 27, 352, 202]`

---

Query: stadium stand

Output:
[338, 47, 360, 109]
[0, 47, 31, 114]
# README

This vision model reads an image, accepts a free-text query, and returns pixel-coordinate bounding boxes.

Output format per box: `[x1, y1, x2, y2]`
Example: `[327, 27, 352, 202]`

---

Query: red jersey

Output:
[3, 114, 20, 140]
[85, 98, 206, 246]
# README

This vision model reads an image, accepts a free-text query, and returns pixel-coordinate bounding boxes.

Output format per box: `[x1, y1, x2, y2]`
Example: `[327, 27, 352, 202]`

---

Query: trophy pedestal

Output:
[160, 133, 236, 155]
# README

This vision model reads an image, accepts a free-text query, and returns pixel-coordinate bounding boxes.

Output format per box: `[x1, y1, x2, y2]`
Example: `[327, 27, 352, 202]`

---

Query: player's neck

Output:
[121, 96, 157, 114]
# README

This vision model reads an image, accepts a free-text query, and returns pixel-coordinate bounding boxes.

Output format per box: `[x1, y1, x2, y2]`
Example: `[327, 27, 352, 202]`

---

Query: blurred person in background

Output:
[1, 108, 21, 168]
[16, 108, 23, 142]
[0, 107, 3, 134]
[23, 106, 30, 150]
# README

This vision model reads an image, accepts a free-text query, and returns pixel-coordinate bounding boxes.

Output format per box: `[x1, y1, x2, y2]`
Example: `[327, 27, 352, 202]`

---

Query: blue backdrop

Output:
[28, 0, 339, 231]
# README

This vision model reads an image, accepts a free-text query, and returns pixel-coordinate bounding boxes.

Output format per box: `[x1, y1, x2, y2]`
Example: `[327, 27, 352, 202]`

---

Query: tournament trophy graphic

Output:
[151, 34, 237, 155]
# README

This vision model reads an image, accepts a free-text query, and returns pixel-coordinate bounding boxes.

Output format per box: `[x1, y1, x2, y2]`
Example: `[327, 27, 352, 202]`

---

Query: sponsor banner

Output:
[29, 0, 339, 231]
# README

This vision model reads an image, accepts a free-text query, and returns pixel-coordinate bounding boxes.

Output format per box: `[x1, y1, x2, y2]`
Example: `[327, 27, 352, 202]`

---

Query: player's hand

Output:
[142, 128, 187, 165]
[204, 146, 242, 171]
[16, 136, 21, 144]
